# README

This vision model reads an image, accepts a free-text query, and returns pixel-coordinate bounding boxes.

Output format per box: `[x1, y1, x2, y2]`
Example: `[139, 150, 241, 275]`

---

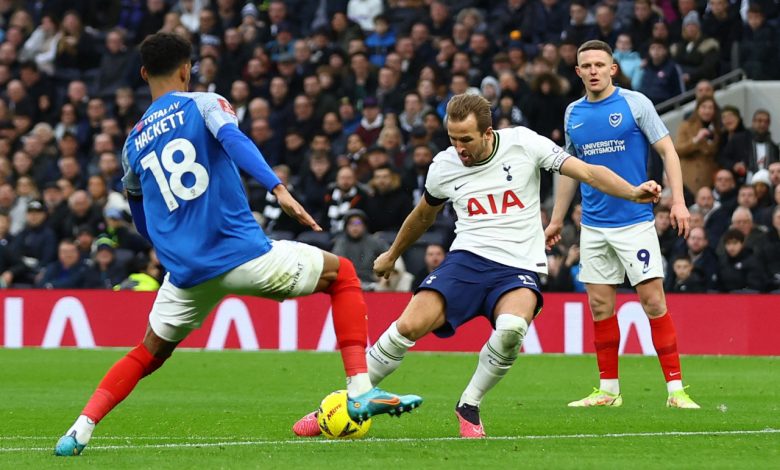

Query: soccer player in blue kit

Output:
[545, 40, 700, 409]
[55, 33, 421, 456]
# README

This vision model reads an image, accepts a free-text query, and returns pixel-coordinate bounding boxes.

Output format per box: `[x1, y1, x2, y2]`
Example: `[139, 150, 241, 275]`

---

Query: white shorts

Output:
[578, 221, 664, 286]
[149, 240, 324, 342]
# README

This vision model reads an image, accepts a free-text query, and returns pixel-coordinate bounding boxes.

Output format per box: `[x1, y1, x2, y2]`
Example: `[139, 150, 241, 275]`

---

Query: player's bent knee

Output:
[494, 314, 527, 350]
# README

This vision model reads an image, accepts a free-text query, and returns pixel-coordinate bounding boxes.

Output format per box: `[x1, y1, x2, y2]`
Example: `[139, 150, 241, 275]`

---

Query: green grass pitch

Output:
[2, 349, 778, 469]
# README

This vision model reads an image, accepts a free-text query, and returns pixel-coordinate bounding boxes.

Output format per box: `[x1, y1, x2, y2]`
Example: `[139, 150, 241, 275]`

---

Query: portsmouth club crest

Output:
[609, 112, 622, 128]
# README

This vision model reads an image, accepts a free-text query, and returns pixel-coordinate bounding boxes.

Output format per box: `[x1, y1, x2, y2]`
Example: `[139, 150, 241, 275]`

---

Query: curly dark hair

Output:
[140, 33, 192, 77]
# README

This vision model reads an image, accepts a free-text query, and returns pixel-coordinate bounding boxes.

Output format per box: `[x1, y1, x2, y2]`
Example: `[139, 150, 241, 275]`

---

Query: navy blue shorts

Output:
[414, 250, 544, 338]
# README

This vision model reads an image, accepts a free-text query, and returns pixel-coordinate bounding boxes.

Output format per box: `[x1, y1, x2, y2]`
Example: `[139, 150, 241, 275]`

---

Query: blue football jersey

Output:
[122, 91, 271, 288]
[564, 87, 668, 228]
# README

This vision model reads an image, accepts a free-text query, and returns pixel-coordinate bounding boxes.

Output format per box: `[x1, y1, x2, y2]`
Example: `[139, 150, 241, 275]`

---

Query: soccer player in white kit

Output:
[545, 40, 700, 409]
[293, 93, 662, 438]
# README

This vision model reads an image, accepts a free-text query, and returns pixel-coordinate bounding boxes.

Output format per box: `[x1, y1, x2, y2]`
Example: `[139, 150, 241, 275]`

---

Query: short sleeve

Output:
[120, 146, 142, 196]
[563, 102, 578, 156]
[623, 90, 669, 144]
[191, 92, 240, 138]
[523, 128, 571, 174]
[424, 159, 447, 200]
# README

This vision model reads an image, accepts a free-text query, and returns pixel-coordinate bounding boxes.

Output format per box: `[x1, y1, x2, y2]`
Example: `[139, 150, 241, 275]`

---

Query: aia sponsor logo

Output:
[466, 190, 525, 216]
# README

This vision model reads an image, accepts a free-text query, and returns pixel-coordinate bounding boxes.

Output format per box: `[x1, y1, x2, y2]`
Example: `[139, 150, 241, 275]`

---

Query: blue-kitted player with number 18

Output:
[55, 32, 421, 457]
[545, 40, 700, 409]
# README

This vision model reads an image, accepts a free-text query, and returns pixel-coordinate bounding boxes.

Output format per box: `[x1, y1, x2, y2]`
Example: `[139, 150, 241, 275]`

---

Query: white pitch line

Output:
[2, 429, 778, 453]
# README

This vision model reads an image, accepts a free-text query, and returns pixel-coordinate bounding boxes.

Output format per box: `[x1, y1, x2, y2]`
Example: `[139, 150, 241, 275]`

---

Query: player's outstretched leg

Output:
[55, 342, 171, 456]
[293, 258, 422, 436]
[569, 314, 623, 407]
[456, 314, 528, 438]
[650, 312, 700, 409]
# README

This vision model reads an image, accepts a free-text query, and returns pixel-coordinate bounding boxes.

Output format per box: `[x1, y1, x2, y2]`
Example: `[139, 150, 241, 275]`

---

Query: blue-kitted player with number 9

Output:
[55, 32, 421, 457]
[545, 40, 700, 409]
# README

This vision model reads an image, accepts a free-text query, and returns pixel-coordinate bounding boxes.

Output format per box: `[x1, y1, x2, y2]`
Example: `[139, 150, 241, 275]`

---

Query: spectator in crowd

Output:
[639, 40, 685, 105]
[739, 4, 779, 80]
[690, 186, 719, 223]
[768, 161, 780, 188]
[612, 33, 643, 90]
[720, 109, 779, 184]
[83, 237, 127, 289]
[594, 2, 621, 48]
[19, 13, 61, 76]
[411, 242, 446, 288]
[6, 199, 57, 286]
[54, 11, 100, 75]
[113, 251, 162, 292]
[0, 182, 27, 235]
[525, 72, 566, 145]
[542, 245, 577, 292]
[562, 0, 597, 46]
[59, 190, 104, 240]
[717, 105, 748, 164]
[103, 206, 150, 256]
[255, 164, 305, 237]
[365, 14, 395, 67]
[331, 208, 387, 290]
[675, 226, 719, 290]
[325, 165, 369, 233]
[36, 238, 88, 288]
[665, 254, 706, 293]
[402, 144, 434, 205]
[754, 206, 780, 292]
[365, 165, 413, 233]
[719, 206, 768, 256]
[94, 29, 133, 99]
[73, 224, 95, 260]
[701, 0, 742, 75]
[532, 0, 568, 45]
[655, 206, 677, 260]
[670, 11, 720, 89]
[0, 213, 19, 287]
[355, 96, 383, 147]
[629, 0, 659, 52]
[298, 151, 336, 226]
[675, 97, 721, 193]
[750, 170, 774, 212]
[716, 228, 763, 292]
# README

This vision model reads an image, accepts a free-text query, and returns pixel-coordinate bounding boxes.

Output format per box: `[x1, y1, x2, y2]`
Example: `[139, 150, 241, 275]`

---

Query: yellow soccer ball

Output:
[317, 390, 372, 439]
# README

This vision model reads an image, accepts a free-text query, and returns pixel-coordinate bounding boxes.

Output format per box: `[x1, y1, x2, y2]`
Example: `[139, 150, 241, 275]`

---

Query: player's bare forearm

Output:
[386, 200, 441, 259]
[563, 158, 660, 202]
[550, 174, 579, 224]
[273, 184, 322, 231]
[653, 136, 691, 236]
[653, 136, 686, 205]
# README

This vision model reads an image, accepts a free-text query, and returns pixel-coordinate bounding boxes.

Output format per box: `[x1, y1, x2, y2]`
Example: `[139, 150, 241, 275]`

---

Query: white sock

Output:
[66, 415, 95, 445]
[459, 314, 527, 408]
[667, 379, 683, 393]
[366, 321, 415, 386]
[346, 372, 372, 397]
[600, 379, 620, 395]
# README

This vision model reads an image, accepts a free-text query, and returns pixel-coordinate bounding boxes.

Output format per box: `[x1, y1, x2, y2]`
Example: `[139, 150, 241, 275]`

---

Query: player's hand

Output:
[273, 185, 322, 232]
[670, 202, 691, 238]
[373, 251, 397, 279]
[544, 220, 564, 249]
[632, 180, 662, 203]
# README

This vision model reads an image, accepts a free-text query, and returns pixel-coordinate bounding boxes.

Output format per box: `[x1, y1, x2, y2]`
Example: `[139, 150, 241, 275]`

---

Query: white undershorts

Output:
[578, 221, 664, 286]
[149, 240, 324, 342]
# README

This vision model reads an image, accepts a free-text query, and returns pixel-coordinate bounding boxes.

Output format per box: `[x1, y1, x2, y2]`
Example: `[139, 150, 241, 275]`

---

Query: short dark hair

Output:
[723, 228, 745, 244]
[577, 39, 613, 58]
[140, 33, 192, 77]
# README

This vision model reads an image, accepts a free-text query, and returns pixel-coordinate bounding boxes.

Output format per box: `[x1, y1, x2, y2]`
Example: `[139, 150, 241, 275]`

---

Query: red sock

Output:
[81, 343, 168, 423]
[594, 315, 620, 380]
[327, 257, 368, 376]
[649, 312, 682, 382]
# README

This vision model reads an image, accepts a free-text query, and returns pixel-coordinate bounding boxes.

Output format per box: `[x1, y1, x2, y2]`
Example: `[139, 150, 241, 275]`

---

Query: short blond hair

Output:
[446, 93, 492, 133]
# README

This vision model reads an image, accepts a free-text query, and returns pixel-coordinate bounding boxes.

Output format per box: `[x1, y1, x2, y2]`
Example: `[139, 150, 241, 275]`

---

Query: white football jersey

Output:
[426, 127, 570, 274]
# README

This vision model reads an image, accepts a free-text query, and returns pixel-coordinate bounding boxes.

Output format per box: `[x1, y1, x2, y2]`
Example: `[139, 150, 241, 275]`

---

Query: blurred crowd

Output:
[0, 0, 778, 292]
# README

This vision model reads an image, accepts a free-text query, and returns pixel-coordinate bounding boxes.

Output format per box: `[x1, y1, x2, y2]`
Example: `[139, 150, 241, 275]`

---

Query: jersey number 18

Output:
[140, 138, 210, 211]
